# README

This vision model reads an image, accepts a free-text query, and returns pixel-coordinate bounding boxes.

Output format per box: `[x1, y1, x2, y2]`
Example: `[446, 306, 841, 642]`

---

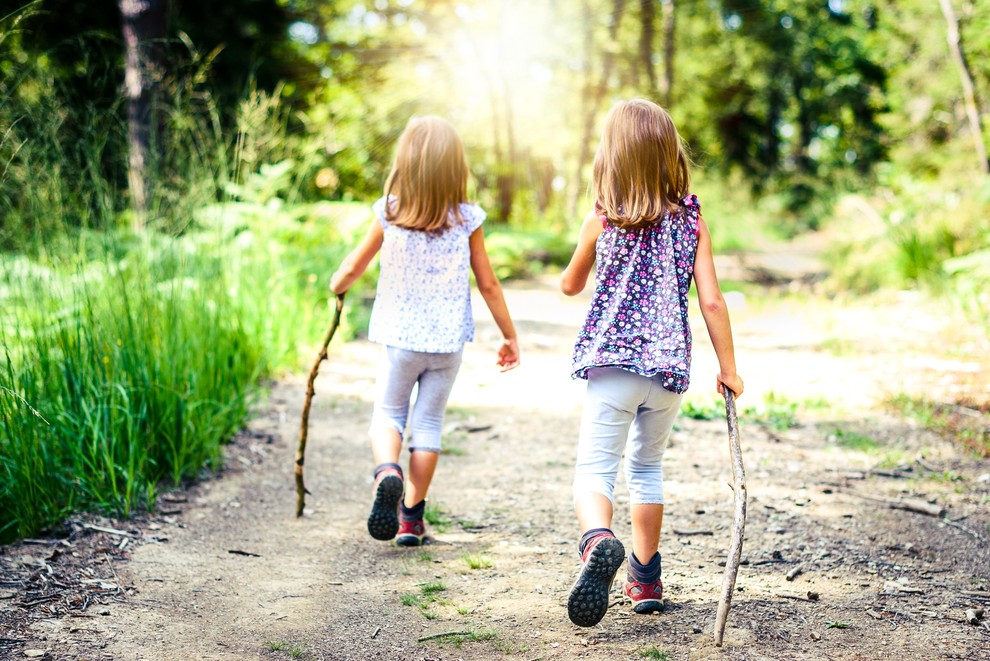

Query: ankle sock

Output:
[628, 551, 662, 583]
[578, 527, 614, 556]
[400, 499, 426, 522]
[373, 462, 403, 480]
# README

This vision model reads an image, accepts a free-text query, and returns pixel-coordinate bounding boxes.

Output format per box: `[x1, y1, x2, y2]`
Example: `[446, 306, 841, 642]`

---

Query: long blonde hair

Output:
[383, 116, 469, 231]
[592, 99, 691, 230]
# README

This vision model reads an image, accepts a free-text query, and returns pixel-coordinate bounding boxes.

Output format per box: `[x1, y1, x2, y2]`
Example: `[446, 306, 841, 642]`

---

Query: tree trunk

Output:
[568, 0, 627, 218]
[661, 0, 675, 108]
[119, 0, 169, 230]
[639, 0, 657, 99]
[939, 0, 989, 174]
[496, 7, 517, 223]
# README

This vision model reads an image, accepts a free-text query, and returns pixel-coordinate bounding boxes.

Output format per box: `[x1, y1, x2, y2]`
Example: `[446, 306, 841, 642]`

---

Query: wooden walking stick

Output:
[295, 293, 346, 518]
[714, 388, 746, 646]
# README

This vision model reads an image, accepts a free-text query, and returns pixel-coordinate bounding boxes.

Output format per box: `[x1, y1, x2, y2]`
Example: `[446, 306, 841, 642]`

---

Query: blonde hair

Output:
[384, 116, 469, 231]
[592, 99, 691, 230]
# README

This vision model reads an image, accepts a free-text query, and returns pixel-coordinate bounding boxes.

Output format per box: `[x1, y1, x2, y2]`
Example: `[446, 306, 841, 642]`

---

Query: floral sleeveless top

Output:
[368, 195, 486, 353]
[571, 194, 701, 393]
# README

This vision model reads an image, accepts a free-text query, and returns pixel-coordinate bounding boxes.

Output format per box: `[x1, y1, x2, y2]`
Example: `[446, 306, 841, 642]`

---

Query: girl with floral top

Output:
[330, 116, 520, 547]
[560, 99, 744, 626]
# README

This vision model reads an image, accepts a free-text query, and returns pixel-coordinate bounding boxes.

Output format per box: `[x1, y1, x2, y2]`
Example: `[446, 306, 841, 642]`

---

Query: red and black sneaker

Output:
[623, 576, 664, 613]
[566, 533, 625, 627]
[395, 517, 427, 547]
[367, 468, 403, 541]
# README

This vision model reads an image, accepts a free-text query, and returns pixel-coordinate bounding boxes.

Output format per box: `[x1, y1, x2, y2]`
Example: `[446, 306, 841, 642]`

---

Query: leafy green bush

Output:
[826, 175, 990, 298]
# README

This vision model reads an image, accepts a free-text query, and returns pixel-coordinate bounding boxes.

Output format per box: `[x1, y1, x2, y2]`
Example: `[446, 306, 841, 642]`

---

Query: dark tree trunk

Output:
[119, 0, 169, 230]
[496, 7, 518, 223]
[661, 0, 675, 108]
[639, 0, 657, 99]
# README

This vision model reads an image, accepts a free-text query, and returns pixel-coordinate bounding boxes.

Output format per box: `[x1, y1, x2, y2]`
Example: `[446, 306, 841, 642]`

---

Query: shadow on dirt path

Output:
[2, 273, 989, 660]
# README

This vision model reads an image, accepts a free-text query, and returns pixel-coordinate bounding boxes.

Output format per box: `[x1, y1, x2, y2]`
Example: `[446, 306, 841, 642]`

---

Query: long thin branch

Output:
[295, 294, 345, 518]
[714, 389, 747, 646]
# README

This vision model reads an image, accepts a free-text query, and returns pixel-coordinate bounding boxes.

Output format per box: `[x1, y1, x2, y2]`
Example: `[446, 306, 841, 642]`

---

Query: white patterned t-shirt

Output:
[367, 196, 486, 353]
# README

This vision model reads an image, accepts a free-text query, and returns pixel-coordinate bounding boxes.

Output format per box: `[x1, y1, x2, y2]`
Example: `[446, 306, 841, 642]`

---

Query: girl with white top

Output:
[330, 116, 520, 547]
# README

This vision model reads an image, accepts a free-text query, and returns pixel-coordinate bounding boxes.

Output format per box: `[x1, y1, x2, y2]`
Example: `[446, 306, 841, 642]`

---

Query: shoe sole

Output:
[395, 533, 424, 547]
[630, 598, 663, 614]
[367, 474, 403, 541]
[567, 536, 625, 627]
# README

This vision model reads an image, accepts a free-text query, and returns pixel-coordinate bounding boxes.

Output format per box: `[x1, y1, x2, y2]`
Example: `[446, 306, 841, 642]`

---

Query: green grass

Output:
[825, 620, 851, 629]
[741, 391, 800, 431]
[0, 51, 380, 543]
[266, 641, 286, 651]
[832, 428, 880, 452]
[460, 553, 493, 570]
[424, 629, 498, 648]
[886, 393, 990, 458]
[680, 394, 723, 420]
[424, 502, 454, 533]
[638, 646, 672, 660]
[418, 580, 447, 596]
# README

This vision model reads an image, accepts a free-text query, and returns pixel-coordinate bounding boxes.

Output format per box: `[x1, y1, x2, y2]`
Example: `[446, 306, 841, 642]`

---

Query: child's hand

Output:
[496, 338, 520, 372]
[329, 272, 345, 295]
[717, 372, 744, 398]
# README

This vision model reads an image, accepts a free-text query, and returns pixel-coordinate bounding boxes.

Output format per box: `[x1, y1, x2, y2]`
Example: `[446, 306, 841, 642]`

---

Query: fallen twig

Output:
[103, 553, 121, 592]
[83, 524, 135, 537]
[417, 631, 471, 643]
[846, 492, 946, 518]
[295, 294, 346, 518]
[227, 550, 261, 557]
[785, 565, 804, 582]
[714, 389, 746, 647]
[915, 454, 942, 473]
[941, 517, 987, 542]
[672, 529, 714, 536]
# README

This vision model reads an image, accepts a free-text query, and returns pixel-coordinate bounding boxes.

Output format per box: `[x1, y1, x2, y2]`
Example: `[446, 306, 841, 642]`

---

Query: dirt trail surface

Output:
[3, 264, 990, 660]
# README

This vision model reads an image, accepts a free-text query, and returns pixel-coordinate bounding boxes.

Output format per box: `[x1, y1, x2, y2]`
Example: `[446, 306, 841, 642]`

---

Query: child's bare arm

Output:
[329, 220, 384, 295]
[469, 227, 520, 371]
[694, 218, 744, 397]
[561, 210, 604, 296]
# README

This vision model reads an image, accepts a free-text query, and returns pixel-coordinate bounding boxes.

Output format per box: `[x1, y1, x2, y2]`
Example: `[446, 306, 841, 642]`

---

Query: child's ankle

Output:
[628, 551, 662, 582]
[374, 462, 403, 480]
[400, 498, 426, 521]
[578, 527, 614, 556]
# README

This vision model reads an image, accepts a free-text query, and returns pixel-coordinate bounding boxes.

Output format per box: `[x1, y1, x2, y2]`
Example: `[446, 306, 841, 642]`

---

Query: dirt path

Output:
[2, 272, 989, 660]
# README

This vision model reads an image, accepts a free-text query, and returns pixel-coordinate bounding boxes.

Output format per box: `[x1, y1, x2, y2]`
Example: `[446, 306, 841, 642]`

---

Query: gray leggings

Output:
[370, 345, 464, 452]
[573, 367, 683, 505]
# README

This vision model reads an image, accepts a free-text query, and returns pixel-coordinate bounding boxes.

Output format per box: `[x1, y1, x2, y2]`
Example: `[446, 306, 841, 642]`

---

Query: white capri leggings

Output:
[371, 345, 463, 452]
[573, 367, 683, 505]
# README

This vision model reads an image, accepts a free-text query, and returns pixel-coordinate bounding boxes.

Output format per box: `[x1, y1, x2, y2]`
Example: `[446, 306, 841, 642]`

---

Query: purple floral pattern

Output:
[571, 194, 701, 393]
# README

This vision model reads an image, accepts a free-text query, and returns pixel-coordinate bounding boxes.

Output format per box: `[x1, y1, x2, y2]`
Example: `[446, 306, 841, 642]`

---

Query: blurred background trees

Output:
[5, 0, 986, 234]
